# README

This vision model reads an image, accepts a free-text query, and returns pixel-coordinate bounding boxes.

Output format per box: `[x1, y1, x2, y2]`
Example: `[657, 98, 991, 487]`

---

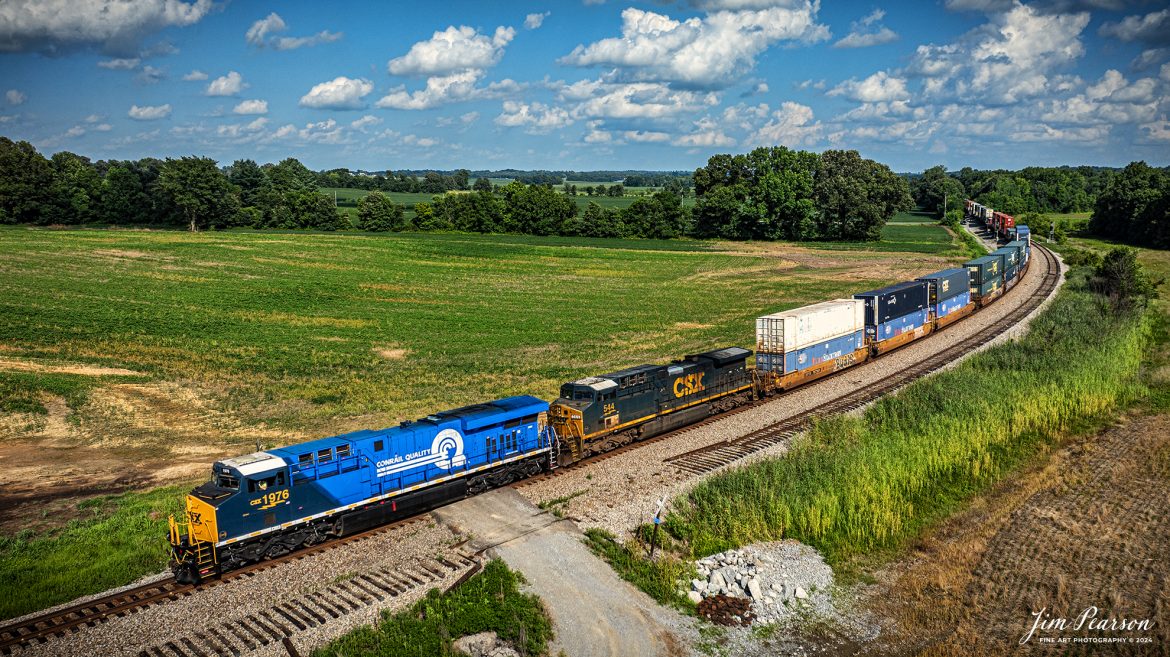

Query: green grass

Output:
[0, 228, 926, 432]
[665, 269, 1152, 570]
[0, 486, 186, 620]
[887, 210, 938, 223]
[804, 223, 966, 255]
[311, 559, 552, 657]
[583, 528, 696, 611]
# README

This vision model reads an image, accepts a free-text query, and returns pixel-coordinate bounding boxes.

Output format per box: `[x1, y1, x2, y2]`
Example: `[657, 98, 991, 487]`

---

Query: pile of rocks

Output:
[683, 540, 834, 625]
[452, 631, 519, 657]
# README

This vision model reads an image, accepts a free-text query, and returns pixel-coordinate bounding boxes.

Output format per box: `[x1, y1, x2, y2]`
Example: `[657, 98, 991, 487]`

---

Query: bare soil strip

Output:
[860, 414, 1170, 656]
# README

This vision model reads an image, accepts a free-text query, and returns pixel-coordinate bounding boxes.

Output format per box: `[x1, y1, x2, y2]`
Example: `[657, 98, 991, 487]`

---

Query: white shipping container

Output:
[756, 299, 865, 353]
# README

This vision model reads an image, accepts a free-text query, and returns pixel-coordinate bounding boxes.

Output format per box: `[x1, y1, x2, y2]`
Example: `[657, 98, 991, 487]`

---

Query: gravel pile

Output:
[687, 541, 835, 625]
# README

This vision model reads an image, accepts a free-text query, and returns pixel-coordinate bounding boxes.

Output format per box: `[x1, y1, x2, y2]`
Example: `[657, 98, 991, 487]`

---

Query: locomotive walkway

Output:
[433, 489, 685, 657]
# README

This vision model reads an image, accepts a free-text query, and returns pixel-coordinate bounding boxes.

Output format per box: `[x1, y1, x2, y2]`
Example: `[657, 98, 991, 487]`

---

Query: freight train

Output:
[168, 202, 1033, 583]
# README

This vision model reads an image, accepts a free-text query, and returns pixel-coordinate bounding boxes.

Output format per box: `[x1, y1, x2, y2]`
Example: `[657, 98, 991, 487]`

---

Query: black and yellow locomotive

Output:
[547, 346, 753, 464]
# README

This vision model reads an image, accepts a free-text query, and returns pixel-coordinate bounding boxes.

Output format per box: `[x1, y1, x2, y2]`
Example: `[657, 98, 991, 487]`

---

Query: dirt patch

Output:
[0, 380, 301, 534]
[90, 249, 161, 260]
[0, 358, 143, 377]
[374, 346, 409, 360]
[674, 322, 714, 330]
[856, 414, 1170, 655]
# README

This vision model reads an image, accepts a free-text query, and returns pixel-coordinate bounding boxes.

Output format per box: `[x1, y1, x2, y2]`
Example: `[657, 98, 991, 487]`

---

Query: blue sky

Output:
[1, 0, 1168, 172]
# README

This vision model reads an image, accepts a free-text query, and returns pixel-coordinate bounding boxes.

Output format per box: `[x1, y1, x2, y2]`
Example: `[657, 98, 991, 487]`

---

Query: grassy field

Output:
[887, 209, 938, 223]
[312, 559, 552, 657]
[0, 222, 971, 619]
[0, 486, 185, 620]
[665, 268, 1153, 570]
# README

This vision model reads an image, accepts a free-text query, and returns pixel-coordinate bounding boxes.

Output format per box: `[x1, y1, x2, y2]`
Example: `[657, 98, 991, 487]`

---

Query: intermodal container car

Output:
[854, 281, 929, 327]
[1007, 240, 1030, 266]
[972, 276, 1002, 297]
[965, 255, 1004, 286]
[755, 299, 865, 354]
[993, 245, 1021, 269]
[935, 291, 971, 320]
[870, 308, 929, 342]
[915, 268, 969, 304]
[755, 330, 864, 374]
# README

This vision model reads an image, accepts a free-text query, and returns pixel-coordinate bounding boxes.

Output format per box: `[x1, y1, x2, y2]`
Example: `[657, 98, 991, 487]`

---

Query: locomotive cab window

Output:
[247, 474, 280, 493]
[217, 474, 239, 490]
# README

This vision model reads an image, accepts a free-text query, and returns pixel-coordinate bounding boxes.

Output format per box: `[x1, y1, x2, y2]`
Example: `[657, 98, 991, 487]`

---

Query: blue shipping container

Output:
[756, 329, 864, 374]
[870, 308, 929, 342]
[855, 281, 929, 325]
[916, 268, 970, 303]
[934, 291, 971, 319]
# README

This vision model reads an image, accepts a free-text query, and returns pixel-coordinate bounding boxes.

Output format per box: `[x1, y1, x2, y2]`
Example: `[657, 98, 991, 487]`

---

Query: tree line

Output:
[0, 137, 909, 242]
[912, 163, 1126, 218]
[910, 160, 1169, 248]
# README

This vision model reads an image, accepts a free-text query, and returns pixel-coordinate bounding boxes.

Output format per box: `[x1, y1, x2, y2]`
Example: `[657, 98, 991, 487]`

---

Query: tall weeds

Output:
[667, 270, 1151, 565]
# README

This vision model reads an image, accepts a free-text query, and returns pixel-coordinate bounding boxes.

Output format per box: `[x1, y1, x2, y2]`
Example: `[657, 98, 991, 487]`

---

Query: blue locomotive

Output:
[171, 198, 1036, 582]
[170, 395, 551, 582]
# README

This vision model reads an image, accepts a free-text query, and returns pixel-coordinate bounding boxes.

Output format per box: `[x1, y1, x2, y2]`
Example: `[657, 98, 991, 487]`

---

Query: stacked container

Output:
[755, 299, 865, 374]
[965, 254, 1004, 299]
[993, 244, 1022, 281]
[853, 281, 930, 343]
[1007, 239, 1030, 267]
[1014, 225, 1031, 245]
[915, 268, 972, 321]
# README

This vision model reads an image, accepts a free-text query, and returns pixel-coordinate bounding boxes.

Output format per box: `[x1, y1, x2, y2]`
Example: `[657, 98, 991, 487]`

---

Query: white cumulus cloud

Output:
[182, 69, 208, 81]
[1099, 9, 1170, 46]
[128, 103, 171, 120]
[232, 99, 268, 115]
[907, 3, 1090, 104]
[834, 9, 899, 49]
[350, 115, 382, 130]
[377, 70, 484, 110]
[747, 101, 821, 146]
[388, 25, 515, 76]
[495, 101, 573, 133]
[6, 89, 26, 105]
[207, 71, 247, 96]
[0, 0, 213, 55]
[525, 12, 550, 30]
[300, 76, 373, 109]
[829, 71, 910, 102]
[97, 57, 140, 69]
[560, 4, 828, 89]
[245, 12, 342, 50]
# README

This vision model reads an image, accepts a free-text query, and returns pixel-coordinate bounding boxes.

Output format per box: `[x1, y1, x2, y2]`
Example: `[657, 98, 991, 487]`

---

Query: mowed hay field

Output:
[0, 224, 971, 617]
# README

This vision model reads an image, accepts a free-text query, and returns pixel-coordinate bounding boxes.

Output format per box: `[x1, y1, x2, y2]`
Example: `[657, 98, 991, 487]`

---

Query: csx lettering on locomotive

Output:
[673, 372, 705, 398]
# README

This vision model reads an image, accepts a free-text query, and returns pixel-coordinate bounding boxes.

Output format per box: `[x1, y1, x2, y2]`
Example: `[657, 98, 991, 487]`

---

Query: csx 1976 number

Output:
[251, 489, 289, 509]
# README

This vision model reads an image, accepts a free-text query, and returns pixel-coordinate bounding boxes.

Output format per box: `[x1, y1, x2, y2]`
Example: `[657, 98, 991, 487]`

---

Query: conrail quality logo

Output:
[375, 428, 466, 478]
[673, 372, 705, 398]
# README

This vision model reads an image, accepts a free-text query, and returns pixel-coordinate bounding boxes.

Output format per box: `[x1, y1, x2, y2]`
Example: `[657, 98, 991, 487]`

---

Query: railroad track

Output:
[1, 245, 1059, 655]
[0, 515, 431, 655]
[130, 550, 480, 657]
[665, 244, 1060, 475]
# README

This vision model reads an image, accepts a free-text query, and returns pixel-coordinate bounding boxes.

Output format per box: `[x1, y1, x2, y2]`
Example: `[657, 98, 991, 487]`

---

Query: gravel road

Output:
[434, 488, 692, 657]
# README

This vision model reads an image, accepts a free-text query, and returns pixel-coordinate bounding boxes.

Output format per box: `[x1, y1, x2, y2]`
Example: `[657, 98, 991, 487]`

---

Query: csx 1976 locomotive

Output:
[170, 199, 1033, 582]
